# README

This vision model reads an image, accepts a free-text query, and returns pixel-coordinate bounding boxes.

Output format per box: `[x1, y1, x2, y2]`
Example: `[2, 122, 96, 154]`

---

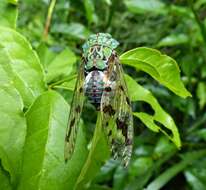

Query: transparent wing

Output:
[64, 63, 85, 162]
[101, 53, 133, 167]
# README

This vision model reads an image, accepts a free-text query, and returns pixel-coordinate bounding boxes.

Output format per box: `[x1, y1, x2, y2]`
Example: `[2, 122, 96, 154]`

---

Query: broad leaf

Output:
[120, 47, 191, 98]
[157, 34, 189, 47]
[51, 22, 91, 40]
[18, 91, 88, 190]
[0, 85, 26, 185]
[124, 0, 167, 15]
[125, 74, 181, 148]
[75, 113, 110, 189]
[0, 26, 46, 105]
[0, 0, 18, 28]
[36, 43, 57, 67]
[64, 121, 89, 189]
[0, 48, 36, 107]
[45, 48, 76, 83]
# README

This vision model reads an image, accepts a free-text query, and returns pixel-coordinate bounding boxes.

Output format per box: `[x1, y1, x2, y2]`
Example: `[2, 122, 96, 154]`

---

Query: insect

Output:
[64, 33, 133, 167]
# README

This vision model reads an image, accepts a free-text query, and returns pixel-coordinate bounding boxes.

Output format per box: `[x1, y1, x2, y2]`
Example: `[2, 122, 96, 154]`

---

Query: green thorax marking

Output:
[82, 33, 119, 70]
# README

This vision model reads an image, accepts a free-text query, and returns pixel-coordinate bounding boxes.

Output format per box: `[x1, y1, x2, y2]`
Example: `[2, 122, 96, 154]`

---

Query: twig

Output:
[43, 0, 57, 41]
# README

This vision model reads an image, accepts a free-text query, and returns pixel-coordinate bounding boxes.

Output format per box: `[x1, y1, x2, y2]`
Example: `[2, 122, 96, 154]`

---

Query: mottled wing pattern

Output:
[64, 63, 85, 162]
[101, 54, 133, 167]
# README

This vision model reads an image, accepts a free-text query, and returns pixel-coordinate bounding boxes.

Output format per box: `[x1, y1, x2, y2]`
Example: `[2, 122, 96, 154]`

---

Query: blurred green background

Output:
[5, 0, 206, 189]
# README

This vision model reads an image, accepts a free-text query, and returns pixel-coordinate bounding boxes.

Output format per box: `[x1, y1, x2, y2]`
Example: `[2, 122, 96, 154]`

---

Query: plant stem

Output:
[187, 0, 206, 46]
[43, 0, 57, 41]
[49, 74, 77, 88]
[52, 85, 74, 91]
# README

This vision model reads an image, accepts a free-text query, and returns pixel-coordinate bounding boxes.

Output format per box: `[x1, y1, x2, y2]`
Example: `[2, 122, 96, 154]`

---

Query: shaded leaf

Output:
[185, 158, 206, 190]
[75, 113, 110, 189]
[113, 166, 128, 190]
[0, 0, 18, 28]
[196, 82, 206, 109]
[84, 0, 97, 24]
[146, 150, 206, 190]
[120, 47, 191, 98]
[153, 136, 176, 157]
[65, 122, 89, 189]
[0, 166, 12, 190]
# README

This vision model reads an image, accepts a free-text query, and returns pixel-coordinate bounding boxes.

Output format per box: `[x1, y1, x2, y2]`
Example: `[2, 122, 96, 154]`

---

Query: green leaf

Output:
[0, 0, 18, 28]
[51, 22, 91, 40]
[36, 43, 57, 67]
[0, 85, 26, 185]
[124, 0, 167, 15]
[84, 0, 97, 24]
[157, 34, 189, 47]
[194, 129, 206, 141]
[0, 48, 37, 107]
[185, 158, 206, 190]
[0, 166, 12, 190]
[153, 136, 176, 158]
[0, 26, 46, 105]
[18, 91, 88, 190]
[45, 48, 76, 83]
[185, 171, 206, 190]
[125, 74, 181, 148]
[146, 150, 206, 190]
[65, 122, 89, 189]
[75, 113, 110, 189]
[7, 0, 18, 5]
[113, 166, 128, 190]
[120, 47, 191, 98]
[131, 157, 153, 176]
[196, 82, 206, 109]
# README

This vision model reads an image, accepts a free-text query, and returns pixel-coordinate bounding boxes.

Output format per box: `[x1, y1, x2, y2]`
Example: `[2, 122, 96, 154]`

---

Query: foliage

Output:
[1, 0, 206, 189]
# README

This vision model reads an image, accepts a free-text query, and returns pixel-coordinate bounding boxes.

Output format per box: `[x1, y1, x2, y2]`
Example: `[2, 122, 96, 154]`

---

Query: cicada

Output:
[64, 33, 133, 166]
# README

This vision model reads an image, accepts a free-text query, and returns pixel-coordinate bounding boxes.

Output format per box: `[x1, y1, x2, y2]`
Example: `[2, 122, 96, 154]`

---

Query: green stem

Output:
[51, 85, 74, 91]
[43, 0, 57, 41]
[187, 0, 206, 46]
[49, 74, 77, 88]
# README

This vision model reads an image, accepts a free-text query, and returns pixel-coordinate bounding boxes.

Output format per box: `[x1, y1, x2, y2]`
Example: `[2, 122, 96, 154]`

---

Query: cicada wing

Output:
[64, 63, 85, 162]
[114, 57, 133, 167]
[101, 53, 133, 167]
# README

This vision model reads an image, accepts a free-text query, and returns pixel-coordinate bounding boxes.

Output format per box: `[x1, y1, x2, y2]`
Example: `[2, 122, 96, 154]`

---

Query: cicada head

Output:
[82, 33, 119, 71]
